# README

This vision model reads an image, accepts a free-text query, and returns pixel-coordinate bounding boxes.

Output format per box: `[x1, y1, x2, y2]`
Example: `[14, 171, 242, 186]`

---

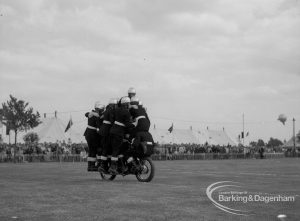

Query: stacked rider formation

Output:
[83, 87, 154, 174]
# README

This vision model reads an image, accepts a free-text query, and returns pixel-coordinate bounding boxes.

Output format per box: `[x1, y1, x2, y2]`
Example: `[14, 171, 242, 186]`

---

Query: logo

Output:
[206, 181, 250, 216]
[206, 181, 295, 216]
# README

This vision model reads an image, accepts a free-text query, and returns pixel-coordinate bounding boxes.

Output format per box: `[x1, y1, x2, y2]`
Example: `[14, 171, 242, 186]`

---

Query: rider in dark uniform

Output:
[84, 101, 105, 171]
[98, 98, 118, 172]
[127, 97, 153, 172]
[129, 97, 150, 138]
[108, 97, 134, 175]
[138, 101, 150, 121]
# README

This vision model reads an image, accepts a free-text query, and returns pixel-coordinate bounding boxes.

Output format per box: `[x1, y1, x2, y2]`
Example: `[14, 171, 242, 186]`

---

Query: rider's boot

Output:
[118, 157, 128, 174]
[98, 157, 108, 173]
[127, 157, 140, 173]
[96, 157, 101, 168]
[91, 161, 98, 172]
[87, 161, 91, 171]
[87, 161, 98, 172]
[108, 158, 118, 175]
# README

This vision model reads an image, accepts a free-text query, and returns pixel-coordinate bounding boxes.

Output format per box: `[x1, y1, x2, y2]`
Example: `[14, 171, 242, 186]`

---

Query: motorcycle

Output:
[99, 141, 155, 182]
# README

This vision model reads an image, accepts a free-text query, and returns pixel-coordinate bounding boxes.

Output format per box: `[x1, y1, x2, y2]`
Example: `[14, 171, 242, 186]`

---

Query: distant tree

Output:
[1, 95, 41, 145]
[267, 137, 283, 147]
[23, 132, 40, 154]
[0, 109, 3, 142]
[23, 132, 39, 144]
[249, 141, 257, 147]
[257, 139, 265, 147]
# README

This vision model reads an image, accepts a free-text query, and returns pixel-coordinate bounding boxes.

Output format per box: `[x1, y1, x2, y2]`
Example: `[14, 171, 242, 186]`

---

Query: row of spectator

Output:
[0, 142, 297, 157]
[0, 142, 88, 156]
[156, 143, 294, 155]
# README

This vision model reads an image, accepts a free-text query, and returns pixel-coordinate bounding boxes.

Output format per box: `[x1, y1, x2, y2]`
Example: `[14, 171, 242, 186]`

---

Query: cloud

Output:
[166, 12, 238, 37]
[0, 0, 299, 141]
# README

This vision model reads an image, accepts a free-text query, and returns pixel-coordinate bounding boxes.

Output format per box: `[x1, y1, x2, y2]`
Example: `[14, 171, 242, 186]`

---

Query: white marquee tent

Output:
[149, 127, 237, 146]
[10, 117, 86, 143]
[1, 116, 237, 146]
[283, 130, 300, 147]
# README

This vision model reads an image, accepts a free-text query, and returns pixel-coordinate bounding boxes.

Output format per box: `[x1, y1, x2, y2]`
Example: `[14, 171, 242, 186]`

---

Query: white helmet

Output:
[120, 96, 130, 104]
[95, 101, 105, 110]
[109, 98, 118, 105]
[130, 97, 139, 104]
[128, 87, 136, 94]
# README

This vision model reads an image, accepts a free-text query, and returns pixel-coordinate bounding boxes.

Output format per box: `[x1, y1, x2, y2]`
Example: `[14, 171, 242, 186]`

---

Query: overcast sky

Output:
[0, 0, 299, 142]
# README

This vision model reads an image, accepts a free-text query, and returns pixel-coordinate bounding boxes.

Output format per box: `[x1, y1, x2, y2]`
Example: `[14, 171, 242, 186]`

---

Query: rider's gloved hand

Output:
[88, 112, 99, 118]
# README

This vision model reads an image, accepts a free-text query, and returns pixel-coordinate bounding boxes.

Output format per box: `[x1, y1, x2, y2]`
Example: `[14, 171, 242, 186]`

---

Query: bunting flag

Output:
[246, 132, 249, 137]
[65, 117, 73, 132]
[168, 123, 173, 133]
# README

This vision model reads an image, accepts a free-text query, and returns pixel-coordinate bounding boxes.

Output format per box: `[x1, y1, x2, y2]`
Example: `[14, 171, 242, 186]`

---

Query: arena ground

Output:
[0, 158, 299, 221]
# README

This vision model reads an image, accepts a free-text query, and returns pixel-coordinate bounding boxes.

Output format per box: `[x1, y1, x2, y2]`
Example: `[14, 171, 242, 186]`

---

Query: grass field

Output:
[0, 158, 299, 221]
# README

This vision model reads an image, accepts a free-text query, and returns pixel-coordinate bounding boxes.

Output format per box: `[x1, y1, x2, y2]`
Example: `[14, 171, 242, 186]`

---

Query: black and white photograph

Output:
[0, 0, 299, 220]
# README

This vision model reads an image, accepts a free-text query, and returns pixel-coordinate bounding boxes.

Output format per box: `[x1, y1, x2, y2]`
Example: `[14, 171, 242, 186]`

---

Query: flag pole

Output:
[9, 129, 11, 145]
[70, 115, 72, 148]
[243, 113, 245, 146]
[0, 116, 3, 140]
[293, 118, 296, 152]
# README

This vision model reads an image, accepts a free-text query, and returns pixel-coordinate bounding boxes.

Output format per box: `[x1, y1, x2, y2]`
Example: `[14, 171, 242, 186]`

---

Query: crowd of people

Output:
[0, 142, 87, 157]
[0, 140, 296, 163]
[157, 143, 291, 159]
[0, 142, 286, 157]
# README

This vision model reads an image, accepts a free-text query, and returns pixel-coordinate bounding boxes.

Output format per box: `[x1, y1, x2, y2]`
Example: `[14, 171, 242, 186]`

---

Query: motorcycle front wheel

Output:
[135, 157, 155, 182]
